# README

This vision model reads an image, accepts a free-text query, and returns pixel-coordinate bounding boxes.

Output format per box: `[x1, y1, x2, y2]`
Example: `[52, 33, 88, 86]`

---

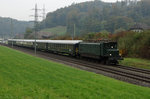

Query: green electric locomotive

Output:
[79, 41, 122, 64]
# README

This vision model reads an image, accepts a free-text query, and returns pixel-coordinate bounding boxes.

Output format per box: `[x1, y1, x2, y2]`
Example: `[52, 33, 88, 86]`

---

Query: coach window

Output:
[60, 44, 62, 49]
[54, 44, 56, 48]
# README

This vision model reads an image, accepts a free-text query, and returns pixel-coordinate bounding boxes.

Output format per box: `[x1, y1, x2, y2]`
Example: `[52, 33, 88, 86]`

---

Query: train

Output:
[8, 39, 123, 65]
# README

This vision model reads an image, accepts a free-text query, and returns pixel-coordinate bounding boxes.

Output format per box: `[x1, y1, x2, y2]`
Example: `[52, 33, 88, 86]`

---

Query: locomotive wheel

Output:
[106, 60, 110, 65]
[101, 60, 106, 65]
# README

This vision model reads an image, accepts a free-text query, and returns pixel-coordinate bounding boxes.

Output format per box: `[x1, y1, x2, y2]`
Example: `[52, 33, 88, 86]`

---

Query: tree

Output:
[24, 28, 33, 39]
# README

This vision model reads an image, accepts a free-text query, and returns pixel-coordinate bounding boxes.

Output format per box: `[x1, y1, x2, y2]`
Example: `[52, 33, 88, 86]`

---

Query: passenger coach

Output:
[8, 39, 82, 56]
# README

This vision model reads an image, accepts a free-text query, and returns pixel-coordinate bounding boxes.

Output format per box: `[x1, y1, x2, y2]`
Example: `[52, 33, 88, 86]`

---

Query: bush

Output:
[114, 31, 150, 59]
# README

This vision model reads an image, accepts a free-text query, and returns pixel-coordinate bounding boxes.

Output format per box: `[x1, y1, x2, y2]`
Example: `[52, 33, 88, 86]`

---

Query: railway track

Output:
[53, 56, 150, 84]
[116, 65, 150, 75]
[2, 44, 150, 87]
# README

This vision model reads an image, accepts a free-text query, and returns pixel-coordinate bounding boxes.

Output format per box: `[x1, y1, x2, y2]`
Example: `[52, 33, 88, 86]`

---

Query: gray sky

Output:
[0, 0, 121, 21]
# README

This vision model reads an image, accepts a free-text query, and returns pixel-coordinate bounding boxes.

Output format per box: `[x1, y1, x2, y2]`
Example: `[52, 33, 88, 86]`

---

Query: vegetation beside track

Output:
[119, 58, 150, 70]
[0, 45, 150, 99]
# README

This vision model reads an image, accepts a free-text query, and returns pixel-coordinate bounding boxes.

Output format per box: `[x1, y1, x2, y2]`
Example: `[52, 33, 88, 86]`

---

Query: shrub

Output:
[114, 31, 150, 59]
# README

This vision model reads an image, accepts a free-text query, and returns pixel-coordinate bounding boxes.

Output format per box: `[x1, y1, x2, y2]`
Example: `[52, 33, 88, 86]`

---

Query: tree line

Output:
[38, 0, 150, 36]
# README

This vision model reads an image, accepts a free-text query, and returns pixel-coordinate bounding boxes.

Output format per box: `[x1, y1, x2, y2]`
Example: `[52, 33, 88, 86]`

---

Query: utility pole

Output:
[73, 24, 76, 40]
[72, 24, 76, 40]
[11, 19, 13, 47]
[1, 32, 3, 43]
[42, 5, 46, 20]
[42, 4, 46, 28]
[30, 4, 41, 55]
[2, 32, 5, 43]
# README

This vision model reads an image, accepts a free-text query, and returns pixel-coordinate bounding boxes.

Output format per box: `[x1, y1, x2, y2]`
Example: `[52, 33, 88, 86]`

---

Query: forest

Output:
[38, 0, 150, 36]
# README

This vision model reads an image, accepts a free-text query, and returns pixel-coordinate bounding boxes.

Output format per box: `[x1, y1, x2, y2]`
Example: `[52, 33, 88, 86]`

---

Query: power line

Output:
[30, 4, 42, 55]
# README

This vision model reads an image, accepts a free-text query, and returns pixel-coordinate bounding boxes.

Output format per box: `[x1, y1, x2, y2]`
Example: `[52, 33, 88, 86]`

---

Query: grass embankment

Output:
[41, 26, 67, 36]
[0, 46, 150, 99]
[120, 58, 150, 70]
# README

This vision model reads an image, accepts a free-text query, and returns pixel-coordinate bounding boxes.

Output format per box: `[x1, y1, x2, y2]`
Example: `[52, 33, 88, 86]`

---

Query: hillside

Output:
[39, 26, 67, 38]
[0, 17, 33, 38]
[39, 0, 150, 36]
[24, 26, 67, 39]
[0, 45, 150, 98]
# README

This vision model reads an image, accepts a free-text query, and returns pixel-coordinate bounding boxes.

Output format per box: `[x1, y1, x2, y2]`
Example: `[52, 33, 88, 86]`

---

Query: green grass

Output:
[0, 45, 150, 99]
[119, 58, 150, 70]
[41, 26, 67, 36]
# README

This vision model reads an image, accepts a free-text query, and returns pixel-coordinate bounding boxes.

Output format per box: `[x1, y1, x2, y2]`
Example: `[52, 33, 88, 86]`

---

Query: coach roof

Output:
[8, 39, 82, 44]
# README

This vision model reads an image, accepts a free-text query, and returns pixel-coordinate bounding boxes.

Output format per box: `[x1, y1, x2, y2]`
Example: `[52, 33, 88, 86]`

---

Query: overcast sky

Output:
[0, 0, 121, 21]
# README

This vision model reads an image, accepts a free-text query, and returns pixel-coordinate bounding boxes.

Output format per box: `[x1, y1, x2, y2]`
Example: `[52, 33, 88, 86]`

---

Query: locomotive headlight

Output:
[111, 46, 113, 48]
[110, 54, 112, 56]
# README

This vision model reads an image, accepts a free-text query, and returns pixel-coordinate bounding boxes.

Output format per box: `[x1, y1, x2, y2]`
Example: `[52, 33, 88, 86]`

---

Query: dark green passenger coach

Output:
[47, 43, 78, 56]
